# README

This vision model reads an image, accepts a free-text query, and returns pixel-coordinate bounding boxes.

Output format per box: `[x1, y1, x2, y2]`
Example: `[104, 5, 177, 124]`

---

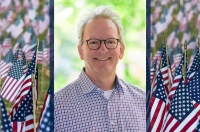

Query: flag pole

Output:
[32, 39, 40, 132]
[198, 38, 200, 57]
[41, 41, 44, 99]
[164, 37, 172, 88]
[182, 40, 187, 82]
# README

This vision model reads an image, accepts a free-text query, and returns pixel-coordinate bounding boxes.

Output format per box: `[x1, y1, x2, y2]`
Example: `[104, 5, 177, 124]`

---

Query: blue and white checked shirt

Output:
[54, 69, 146, 132]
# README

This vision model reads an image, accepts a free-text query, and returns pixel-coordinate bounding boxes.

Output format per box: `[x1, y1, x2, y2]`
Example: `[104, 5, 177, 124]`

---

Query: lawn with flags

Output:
[0, 0, 52, 131]
[149, 0, 200, 131]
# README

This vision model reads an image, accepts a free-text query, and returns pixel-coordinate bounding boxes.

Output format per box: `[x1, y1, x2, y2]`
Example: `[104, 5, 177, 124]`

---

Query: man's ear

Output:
[119, 43, 125, 59]
[78, 44, 84, 60]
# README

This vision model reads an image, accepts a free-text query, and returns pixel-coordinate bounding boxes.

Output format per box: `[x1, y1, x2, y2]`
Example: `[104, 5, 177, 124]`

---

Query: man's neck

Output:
[85, 70, 116, 91]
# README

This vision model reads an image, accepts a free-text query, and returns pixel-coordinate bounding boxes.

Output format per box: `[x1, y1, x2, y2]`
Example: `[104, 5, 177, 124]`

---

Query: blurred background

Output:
[54, 0, 146, 91]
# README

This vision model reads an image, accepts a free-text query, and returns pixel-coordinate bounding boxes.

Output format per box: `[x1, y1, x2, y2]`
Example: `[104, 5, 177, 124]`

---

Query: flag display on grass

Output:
[150, 1, 200, 130]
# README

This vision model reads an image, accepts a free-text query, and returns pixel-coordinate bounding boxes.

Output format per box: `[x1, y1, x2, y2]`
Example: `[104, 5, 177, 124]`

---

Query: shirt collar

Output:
[78, 68, 128, 94]
[78, 68, 97, 94]
[115, 75, 128, 93]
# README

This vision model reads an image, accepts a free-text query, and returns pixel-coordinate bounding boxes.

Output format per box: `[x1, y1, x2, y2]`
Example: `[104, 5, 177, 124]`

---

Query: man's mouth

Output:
[95, 57, 110, 61]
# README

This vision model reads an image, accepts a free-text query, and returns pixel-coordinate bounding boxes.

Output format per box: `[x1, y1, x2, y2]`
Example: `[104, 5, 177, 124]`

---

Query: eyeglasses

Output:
[82, 38, 121, 50]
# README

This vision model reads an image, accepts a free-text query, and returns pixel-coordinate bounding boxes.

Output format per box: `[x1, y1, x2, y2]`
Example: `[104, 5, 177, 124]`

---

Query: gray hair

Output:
[77, 6, 124, 44]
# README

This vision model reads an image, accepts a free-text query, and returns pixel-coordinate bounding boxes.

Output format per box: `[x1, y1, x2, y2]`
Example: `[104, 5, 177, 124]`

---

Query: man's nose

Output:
[98, 41, 108, 54]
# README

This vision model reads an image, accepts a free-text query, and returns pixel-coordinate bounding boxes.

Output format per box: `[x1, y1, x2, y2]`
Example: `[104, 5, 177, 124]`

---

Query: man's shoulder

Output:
[119, 78, 146, 98]
[54, 79, 79, 100]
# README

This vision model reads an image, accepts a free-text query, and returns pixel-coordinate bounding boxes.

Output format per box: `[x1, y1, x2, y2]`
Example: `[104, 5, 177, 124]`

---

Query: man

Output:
[54, 6, 146, 131]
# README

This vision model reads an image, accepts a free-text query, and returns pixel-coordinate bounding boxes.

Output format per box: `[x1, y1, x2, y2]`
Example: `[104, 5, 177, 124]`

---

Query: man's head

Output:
[77, 6, 125, 78]
[77, 6, 124, 44]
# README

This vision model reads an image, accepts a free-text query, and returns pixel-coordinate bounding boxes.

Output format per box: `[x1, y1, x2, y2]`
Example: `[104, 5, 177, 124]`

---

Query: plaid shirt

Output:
[54, 69, 146, 132]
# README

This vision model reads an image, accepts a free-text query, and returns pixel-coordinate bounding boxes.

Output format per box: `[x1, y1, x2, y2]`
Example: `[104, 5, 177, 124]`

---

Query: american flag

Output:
[160, 45, 172, 95]
[187, 50, 200, 81]
[167, 26, 178, 46]
[162, 8, 172, 25]
[14, 0, 22, 13]
[31, 0, 39, 10]
[181, 26, 191, 44]
[0, 0, 12, 12]
[28, 2, 37, 21]
[187, 37, 197, 50]
[31, 16, 39, 35]
[0, 95, 13, 132]
[172, 50, 182, 70]
[187, 6, 195, 22]
[42, 0, 49, 14]
[184, 1, 192, 12]
[168, 55, 184, 101]
[0, 49, 13, 80]
[6, 9, 13, 23]
[1, 52, 26, 102]
[0, 15, 8, 34]
[23, 0, 30, 10]
[163, 78, 198, 132]
[160, 0, 170, 6]
[188, 68, 200, 111]
[25, 35, 37, 61]
[6, 15, 24, 39]
[148, 70, 167, 131]
[168, 1, 177, 14]
[153, 4, 162, 20]
[24, 13, 30, 28]
[11, 89, 34, 132]
[38, 13, 50, 34]
[176, 7, 185, 22]
[155, 16, 168, 35]
[38, 80, 53, 129]
[37, 95, 53, 132]
[189, 69, 200, 131]
[13, 35, 25, 54]
[23, 26, 34, 44]
[179, 16, 187, 32]
[171, 34, 180, 49]
[2, 33, 12, 56]
[10, 51, 38, 120]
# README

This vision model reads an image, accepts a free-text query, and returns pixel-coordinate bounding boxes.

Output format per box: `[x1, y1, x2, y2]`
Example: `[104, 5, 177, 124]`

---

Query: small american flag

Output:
[168, 55, 184, 101]
[163, 78, 198, 131]
[187, 50, 200, 81]
[38, 96, 53, 132]
[11, 89, 34, 132]
[0, 49, 13, 80]
[0, 95, 13, 132]
[38, 80, 53, 130]
[148, 69, 168, 131]
[1, 52, 26, 102]
[38, 14, 50, 34]
[10, 51, 38, 120]
[28, 2, 37, 21]
[2, 33, 12, 56]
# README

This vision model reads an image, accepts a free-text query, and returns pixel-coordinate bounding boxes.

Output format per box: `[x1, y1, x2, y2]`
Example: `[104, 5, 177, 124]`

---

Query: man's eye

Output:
[89, 41, 98, 44]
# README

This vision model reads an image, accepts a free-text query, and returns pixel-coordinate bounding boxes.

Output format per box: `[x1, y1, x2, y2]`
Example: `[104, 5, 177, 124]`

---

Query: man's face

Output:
[78, 17, 125, 77]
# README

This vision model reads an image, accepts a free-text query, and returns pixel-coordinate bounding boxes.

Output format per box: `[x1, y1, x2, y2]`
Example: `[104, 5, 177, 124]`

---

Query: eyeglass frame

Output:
[81, 38, 121, 50]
